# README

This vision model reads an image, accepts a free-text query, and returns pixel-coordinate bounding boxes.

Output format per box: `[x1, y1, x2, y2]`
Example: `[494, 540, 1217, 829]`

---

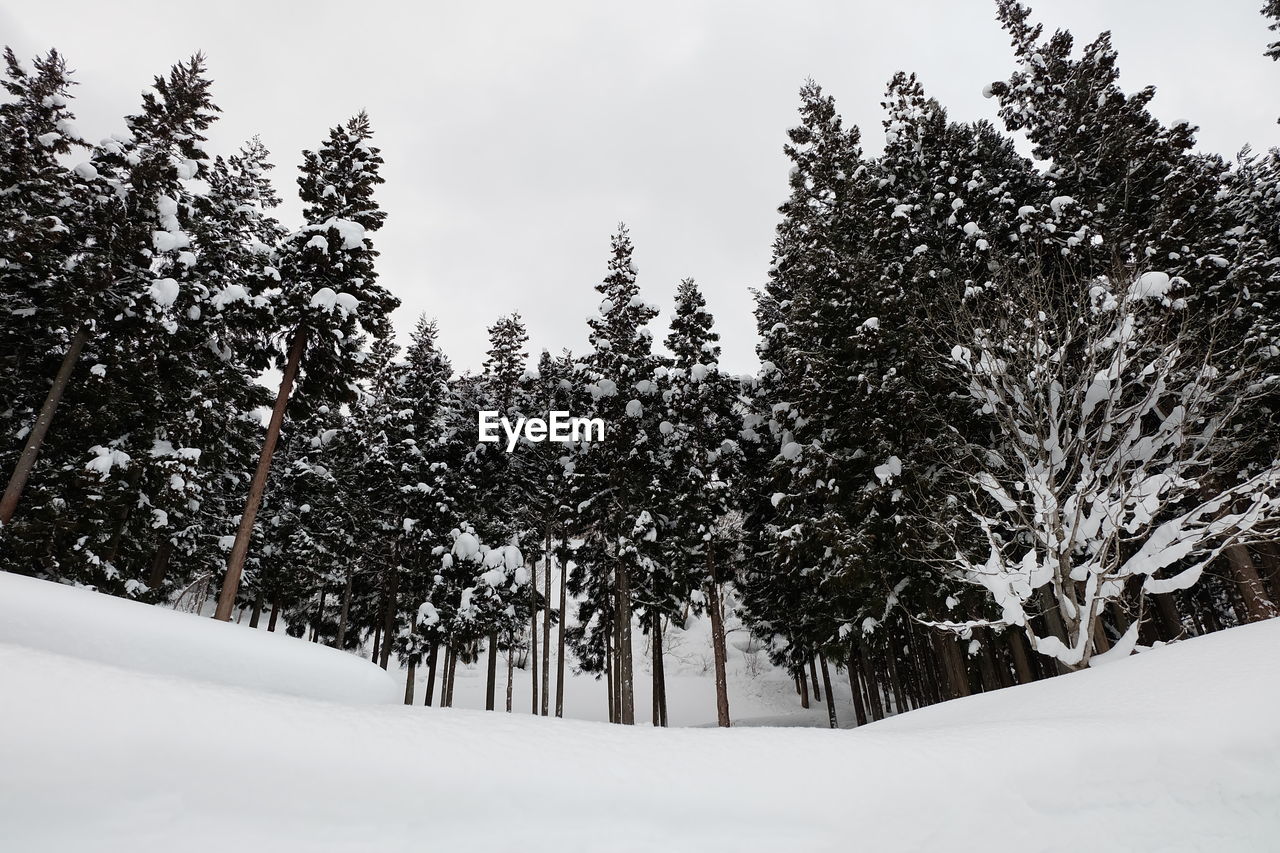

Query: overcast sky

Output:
[4, 1, 1278, 374]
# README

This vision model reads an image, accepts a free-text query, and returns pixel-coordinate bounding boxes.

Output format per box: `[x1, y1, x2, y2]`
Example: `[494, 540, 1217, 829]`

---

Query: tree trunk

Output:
[215, 327, 307, 621]
[940, 634, 972, 699]
[808, 657, 823, 703]
[334, 572, 353, 648]
[657, 632, 668, 727]
[1152, 592, 1184, 640]
[248, 589, 264, 629]
[651, 617, 668, 727]
[505, 632, 515, 713]
[818, 653, 837, 729]
[860, 640, 884, 720]
[605, 631, 615, 724]
[1007, 627, 1035, 685]
[530, 560, 539, 715]
[706, 576, 731, 728]
[847, 641, 868, 726]
[378, 570, 398, 669]
[1226, 545, 1277, 623]
[555, 550, 567, 718]
[541, 525, 552, 716]
[444, 647, 457, 708]
[884, 641, 909, 711]
[404, 659, 416, 705]
[148, 540, 173, 592]
[424, 641, 439, 706]
[615, 562, 635, 725]
[486, 631, 499, 711]
[267, 591, 282, 632]
[797, 667, 810, 709]
[1, 323, 89, 525]
[310, 590, 327, 643]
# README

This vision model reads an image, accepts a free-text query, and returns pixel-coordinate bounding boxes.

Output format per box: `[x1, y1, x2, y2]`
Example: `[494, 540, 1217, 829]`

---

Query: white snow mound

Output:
[0, 572, 398, 704]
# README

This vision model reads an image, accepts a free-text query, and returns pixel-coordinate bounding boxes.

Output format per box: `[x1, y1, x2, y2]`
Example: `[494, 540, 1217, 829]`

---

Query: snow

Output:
[311, 286, 357, 315]
[0, 572, 397, 704]
[1049, 195, 1075, 215]
[147, 277, 180, 308]
[1131, 271, 1172, 300]
[873, 455, 902, 484]
[1, 569, 1278, 851]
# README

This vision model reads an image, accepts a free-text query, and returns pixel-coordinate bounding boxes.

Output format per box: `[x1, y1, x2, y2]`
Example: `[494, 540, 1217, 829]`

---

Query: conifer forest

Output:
[3, 2, 1280, 850]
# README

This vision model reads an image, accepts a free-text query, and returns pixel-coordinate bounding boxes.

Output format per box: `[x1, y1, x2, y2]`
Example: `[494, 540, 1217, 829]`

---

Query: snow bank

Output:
[1, 583, 1278, 851]
[0, 572, 398, 704]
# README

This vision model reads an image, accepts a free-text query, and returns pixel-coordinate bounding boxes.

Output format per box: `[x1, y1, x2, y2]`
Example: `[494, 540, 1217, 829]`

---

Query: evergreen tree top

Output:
[665, 278, 719, 370]
[297, 110, 386, 233]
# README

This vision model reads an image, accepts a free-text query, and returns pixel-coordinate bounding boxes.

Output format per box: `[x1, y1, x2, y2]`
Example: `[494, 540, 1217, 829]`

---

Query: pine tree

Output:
[565, 225, 662, 725]
[656, 278, 742, 726]
[215, 112, 399, 620]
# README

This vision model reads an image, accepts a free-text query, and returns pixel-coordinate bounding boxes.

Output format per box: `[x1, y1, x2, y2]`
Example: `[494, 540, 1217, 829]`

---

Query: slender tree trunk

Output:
[651, 617, 668, 727]
[1, 323, 89, 525]
[378, 570, 398, 669]
[1226, 545, 1277, 623]
[311, 590, 327, 643]
[860, 640, 884, 720]
[885, 642, 908, 712]
[1153, 592, 1184, 640]
[486, 631, 499, 711]
[530, 561, 539, 715]
[505, 633, 515, 713]
[797, 667, 811, 709]
[404, 659, 416, 705]
[248, 589, 264, 629]
[215, 327, 307, 621]
[940, 634, 972, 699]
[334, 572, 353, 648]
[847, 642, 868, 726]
[976, 634, 1001, 692]
[148, 540, 173, 592]
[818, 653, 837, 729]
[424, 641, 439, 707]
[541, 526, 552, 716]
[267, 591, 282, 632]
[657, 625, 668, 728]
[606, 631, 615, 724]
[1007, 627, 1035, 685]
[444, 647, 457, 708]
[615, 562, 635, 725]
[808, 657, 823, 703]
[555, 550, 567, 718]
[706, 574, 731, 728]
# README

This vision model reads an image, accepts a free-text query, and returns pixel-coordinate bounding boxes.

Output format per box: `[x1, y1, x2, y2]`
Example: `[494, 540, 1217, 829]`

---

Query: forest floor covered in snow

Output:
[2, 573, 1279, 852]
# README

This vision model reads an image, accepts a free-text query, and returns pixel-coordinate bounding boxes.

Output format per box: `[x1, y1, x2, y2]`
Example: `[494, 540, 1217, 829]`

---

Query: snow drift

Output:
[1, 572, 1278, 851]
[0, 571, 398, 704]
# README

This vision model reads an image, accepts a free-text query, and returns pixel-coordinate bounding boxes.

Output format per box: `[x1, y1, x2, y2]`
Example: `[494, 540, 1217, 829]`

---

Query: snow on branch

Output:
[938, 270, 1280, 668]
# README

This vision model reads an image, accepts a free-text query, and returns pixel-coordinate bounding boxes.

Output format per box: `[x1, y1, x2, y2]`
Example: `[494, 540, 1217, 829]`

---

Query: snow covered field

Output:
[2, 573, 1280, 845]
[1, 574, 1278, 852]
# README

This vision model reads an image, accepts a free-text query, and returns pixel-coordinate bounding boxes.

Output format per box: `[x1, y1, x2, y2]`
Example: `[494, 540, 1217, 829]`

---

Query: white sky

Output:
[5, 1, 1278, 374]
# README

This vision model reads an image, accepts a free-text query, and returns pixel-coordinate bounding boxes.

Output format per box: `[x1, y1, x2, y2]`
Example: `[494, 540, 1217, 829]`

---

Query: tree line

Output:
[3, 0, 1279, 727]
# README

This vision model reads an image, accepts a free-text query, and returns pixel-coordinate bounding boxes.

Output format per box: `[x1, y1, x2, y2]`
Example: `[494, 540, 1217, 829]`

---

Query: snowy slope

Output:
[1, 574, 1278, 852]
[0, 571, 398, 704]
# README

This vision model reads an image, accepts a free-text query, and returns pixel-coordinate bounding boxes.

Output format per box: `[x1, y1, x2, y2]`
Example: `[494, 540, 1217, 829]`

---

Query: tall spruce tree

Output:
[215, 112, 399, 620]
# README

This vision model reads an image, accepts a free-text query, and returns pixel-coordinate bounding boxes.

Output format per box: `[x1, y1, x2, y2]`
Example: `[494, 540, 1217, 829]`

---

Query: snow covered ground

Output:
[1, 574, 1278, 851]
[0, 571, 399, 704]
